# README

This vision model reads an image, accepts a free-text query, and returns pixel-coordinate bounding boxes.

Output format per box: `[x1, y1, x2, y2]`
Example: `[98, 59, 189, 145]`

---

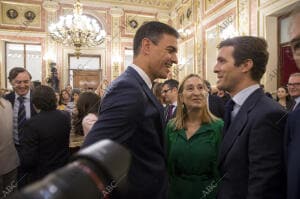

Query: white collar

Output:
[294, 96, 300, 104]
[129, 64, 152, 89]
[15, 90, 31, 100]
[232, 84, 260, 106]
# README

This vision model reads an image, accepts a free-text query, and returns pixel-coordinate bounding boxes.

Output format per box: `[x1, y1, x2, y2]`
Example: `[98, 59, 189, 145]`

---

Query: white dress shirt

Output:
[231, 84, 260, 119]
[130, 64, 152, 89]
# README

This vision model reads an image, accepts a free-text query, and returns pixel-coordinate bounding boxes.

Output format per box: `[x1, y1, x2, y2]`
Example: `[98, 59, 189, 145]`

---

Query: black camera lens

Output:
[9, 140, 131, 199]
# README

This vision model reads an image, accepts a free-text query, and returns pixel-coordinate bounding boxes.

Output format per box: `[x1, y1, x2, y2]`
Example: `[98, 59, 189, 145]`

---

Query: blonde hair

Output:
[173, 74, 218, 130]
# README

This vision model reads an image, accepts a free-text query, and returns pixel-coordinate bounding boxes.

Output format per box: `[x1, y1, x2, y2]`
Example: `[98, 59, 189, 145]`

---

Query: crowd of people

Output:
[0, 6, 300, 199]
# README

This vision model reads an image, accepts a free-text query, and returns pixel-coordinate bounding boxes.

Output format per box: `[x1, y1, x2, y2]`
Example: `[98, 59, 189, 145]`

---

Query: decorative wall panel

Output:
[124, 13, 155, 35]
[1, 1, 41, 28]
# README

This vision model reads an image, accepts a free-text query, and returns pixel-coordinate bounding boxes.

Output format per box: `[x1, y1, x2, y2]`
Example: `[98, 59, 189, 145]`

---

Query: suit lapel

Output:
[142, 82, 165, 127]
[218, 110, 248, 165]
[127, 67, 165, 127]
[218, 89, 264, 165]
[294, 102, 300, 111]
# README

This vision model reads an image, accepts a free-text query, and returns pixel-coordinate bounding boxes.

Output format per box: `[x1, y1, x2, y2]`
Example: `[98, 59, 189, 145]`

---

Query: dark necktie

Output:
[166, 105, 174, 121]
[18, 96, 26, 132]
[223, 99, 235, 132]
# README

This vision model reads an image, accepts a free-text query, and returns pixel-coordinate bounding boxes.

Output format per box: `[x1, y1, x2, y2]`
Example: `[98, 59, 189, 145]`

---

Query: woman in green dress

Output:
[166, 74, 223, 199]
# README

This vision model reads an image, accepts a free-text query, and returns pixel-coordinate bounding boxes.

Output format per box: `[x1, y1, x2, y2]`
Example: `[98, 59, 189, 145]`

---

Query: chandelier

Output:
[49, 0, 106, 58]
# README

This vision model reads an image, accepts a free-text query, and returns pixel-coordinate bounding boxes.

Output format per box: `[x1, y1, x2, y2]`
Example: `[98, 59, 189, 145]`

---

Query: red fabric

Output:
[280, 45, 300, 86]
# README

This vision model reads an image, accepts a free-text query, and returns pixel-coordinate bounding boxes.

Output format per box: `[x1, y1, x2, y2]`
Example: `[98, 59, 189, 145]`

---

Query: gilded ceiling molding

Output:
[89, 0, 176, 10]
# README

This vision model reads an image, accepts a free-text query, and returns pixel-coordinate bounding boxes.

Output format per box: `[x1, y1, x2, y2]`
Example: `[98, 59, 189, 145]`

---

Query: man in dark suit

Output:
[82, 21, 179, 199]
[286, 107, 300, 199]
[286, 7, 300, 199]
[4, 67, 37, 147]
[161, 79, 178, 122]
[18, 85, 70, 186]
[214, 36, 286, 199]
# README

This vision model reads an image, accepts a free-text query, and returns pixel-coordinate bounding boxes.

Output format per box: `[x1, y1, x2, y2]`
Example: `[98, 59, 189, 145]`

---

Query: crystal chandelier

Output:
[49, 0, 106, 58]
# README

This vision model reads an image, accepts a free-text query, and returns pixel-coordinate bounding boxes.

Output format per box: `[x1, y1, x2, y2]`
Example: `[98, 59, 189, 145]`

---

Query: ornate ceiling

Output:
[88, 0, 178, 10]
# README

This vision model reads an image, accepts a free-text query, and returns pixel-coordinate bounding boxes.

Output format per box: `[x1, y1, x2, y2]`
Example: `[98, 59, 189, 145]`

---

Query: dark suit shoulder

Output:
[26, 110, 70, 125]
[288, 109, 300, 123]
[255, 94, 286, 115]
[4, 92, 15, 105]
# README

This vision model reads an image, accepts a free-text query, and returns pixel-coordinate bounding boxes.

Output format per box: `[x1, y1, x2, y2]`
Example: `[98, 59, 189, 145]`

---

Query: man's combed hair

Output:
[32, 85, 57, 111]
[133, 21, 179, 56]
[163, 79, 179, 89]
[8, 67, 32, 82]
[218, 36, 269, 82]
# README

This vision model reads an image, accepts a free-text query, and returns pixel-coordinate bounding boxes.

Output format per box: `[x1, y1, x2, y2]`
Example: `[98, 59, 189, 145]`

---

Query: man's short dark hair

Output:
[8, 67, 32, 82]
[218, 36, 269, 82]
[162, 79, 179, 90]
[32, 85, 57, 111]
[133, 21, 179, 56]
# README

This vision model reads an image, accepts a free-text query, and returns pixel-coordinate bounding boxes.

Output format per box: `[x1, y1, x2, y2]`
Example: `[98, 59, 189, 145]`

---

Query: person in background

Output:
[260, 84, 273, 98]
[0, 97, 19, 198]
[152, 82, 166, 106]
[204, 80, 225, 118]
[95, 79, 109, 97]
[214, 36, 286, 199]
[161, 79, 179, 122]
[31, 80, 41, 90]
[217, 89, 231, 105]
[71, 92, 101, 137]
[276, 86, 294, 111]
[166, 74, 223, 199]
[19, 85, 70, 186]
[65, 84, 72, 95]
[58, 89, 71, 110]
[55, 91, 61, 109]
[66, 88, 81, 114]
[4, 67, 37, 148]
[82, 21, 179, 199]
[69, 92, 100, 154]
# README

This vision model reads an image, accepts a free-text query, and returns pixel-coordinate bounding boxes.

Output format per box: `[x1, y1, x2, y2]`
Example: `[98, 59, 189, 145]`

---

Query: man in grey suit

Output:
[82, 21, 179, 199]
[214, 36, 286, 199]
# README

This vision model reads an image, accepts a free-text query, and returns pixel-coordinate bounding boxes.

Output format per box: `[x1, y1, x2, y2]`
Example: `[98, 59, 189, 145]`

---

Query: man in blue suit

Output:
[214, 36, 286, 199]
[286, 6, 300, 199]
[82, 21, 179, 199]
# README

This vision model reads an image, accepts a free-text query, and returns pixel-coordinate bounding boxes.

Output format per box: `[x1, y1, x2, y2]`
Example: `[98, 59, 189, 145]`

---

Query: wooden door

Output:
[73, 70, 102, 90]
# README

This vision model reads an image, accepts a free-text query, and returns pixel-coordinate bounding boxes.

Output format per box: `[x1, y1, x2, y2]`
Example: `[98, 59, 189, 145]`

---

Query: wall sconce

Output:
[178, 28, 192, 39]
[112, 54, 122, 66]
[43, 51, 56, 62]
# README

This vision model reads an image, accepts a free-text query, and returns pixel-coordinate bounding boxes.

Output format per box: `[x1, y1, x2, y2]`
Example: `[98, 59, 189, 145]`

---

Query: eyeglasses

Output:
[287, 82, 300, 87]
[161, 88, 172, 94]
